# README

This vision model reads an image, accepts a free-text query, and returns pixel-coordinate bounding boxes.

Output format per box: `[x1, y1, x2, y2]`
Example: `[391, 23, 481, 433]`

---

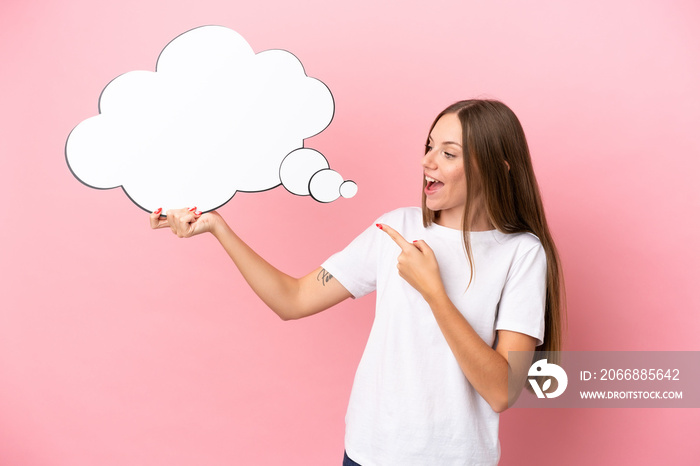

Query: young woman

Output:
[150, 99, 565, 466]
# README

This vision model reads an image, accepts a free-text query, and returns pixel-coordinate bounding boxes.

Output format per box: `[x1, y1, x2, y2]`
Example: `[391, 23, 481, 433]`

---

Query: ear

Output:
[504, 160, 511, 171]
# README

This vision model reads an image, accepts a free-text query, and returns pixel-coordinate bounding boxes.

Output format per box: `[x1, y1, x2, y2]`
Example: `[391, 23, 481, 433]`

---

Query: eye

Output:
[424, 144, 432, 153]
[443, 151, 456, 159]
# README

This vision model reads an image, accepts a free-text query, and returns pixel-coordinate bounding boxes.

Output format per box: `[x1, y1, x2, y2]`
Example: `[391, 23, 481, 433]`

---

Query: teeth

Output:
[426, 176, 438, 183]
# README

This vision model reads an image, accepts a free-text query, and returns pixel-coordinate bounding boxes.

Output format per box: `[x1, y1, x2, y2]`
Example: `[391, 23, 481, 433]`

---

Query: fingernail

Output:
[195, 210, 201, 215]
[413, 240, 418, 243]
[376, 224, 383, 230]
[154, 208, 162, 215]
[188, 207, 197, 212]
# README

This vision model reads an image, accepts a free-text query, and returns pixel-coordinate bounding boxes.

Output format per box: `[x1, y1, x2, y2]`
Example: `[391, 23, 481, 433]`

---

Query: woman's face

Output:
[423, 113, 468, 226]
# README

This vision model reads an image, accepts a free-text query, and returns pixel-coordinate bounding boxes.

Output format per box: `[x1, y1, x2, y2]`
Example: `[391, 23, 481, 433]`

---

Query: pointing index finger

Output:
[377, 223, 413, 251]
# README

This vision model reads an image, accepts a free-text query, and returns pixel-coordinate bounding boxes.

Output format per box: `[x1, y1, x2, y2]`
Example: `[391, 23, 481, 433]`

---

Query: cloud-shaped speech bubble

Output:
[66, 25, 356, 213]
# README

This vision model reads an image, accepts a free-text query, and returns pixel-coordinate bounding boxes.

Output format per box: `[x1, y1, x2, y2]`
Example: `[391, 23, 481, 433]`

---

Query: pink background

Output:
[2, 1, 699, 464]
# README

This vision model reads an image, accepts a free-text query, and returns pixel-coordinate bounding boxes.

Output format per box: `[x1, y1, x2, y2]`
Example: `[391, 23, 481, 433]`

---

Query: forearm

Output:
[425, 292, 509, 412]
[210, 220, 302, 320]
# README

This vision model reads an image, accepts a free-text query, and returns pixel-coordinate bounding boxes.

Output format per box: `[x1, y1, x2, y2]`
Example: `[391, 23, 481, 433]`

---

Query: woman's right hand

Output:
[150, 207, 223, 238]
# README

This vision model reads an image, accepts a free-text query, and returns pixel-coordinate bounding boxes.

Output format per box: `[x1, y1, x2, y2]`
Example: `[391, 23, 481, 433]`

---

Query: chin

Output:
[425, 199, 443, 212]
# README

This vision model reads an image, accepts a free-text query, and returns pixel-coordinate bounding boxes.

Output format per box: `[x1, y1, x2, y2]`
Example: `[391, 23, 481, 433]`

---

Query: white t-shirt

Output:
[322, 207, 547, 466]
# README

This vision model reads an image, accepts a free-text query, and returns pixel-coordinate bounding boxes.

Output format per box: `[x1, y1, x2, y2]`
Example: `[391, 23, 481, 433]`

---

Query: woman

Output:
[151, 99, 565, 465]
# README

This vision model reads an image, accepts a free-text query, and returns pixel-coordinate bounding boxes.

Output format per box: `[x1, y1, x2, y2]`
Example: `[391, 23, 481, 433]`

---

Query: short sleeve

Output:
[494, 241, 547, 346]
[321, 220, 381, 299]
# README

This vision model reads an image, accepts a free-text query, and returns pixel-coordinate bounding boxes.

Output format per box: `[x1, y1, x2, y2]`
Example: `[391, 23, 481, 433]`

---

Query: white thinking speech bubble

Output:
[66, 25, 357, 213]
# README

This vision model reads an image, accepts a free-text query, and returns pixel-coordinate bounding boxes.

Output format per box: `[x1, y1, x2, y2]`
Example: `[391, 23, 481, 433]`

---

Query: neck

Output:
[434, 203, 493, 231]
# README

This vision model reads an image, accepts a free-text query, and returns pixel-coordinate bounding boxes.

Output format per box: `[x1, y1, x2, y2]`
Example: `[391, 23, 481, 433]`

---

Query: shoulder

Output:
[377, 206, 423, 225]
[509, 231, 542, 250]
[492, 230, 541, 248]
[490, 230, 545, 263]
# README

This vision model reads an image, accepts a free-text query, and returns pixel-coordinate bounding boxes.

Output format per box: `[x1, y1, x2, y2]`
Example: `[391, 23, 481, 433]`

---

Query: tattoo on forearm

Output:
[317, 268, 334, 286]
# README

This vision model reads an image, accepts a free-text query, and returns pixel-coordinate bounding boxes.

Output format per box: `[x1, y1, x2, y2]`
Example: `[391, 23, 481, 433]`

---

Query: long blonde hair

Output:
[421, 100, 566, 354]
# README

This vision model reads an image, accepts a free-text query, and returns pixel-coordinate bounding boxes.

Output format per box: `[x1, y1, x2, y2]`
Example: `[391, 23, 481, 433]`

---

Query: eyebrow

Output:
[428, 136, 462, 148]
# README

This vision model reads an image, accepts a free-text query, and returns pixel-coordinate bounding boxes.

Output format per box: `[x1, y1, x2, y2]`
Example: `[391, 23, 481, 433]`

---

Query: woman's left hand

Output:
[377, 223, 446, 301]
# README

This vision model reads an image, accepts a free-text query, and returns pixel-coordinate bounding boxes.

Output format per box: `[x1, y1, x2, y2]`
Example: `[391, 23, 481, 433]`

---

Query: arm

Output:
[151, 208, 353, 320]
[424, 293, 536, 413]
[378, 223, 535, 413]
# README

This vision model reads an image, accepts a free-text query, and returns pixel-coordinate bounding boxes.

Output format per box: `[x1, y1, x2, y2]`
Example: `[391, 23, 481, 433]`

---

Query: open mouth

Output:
[425, 175, 444, 195]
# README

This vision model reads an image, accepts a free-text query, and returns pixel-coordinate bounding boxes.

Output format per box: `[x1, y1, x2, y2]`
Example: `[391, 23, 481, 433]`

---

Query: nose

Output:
[422, 148, 437, 170]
